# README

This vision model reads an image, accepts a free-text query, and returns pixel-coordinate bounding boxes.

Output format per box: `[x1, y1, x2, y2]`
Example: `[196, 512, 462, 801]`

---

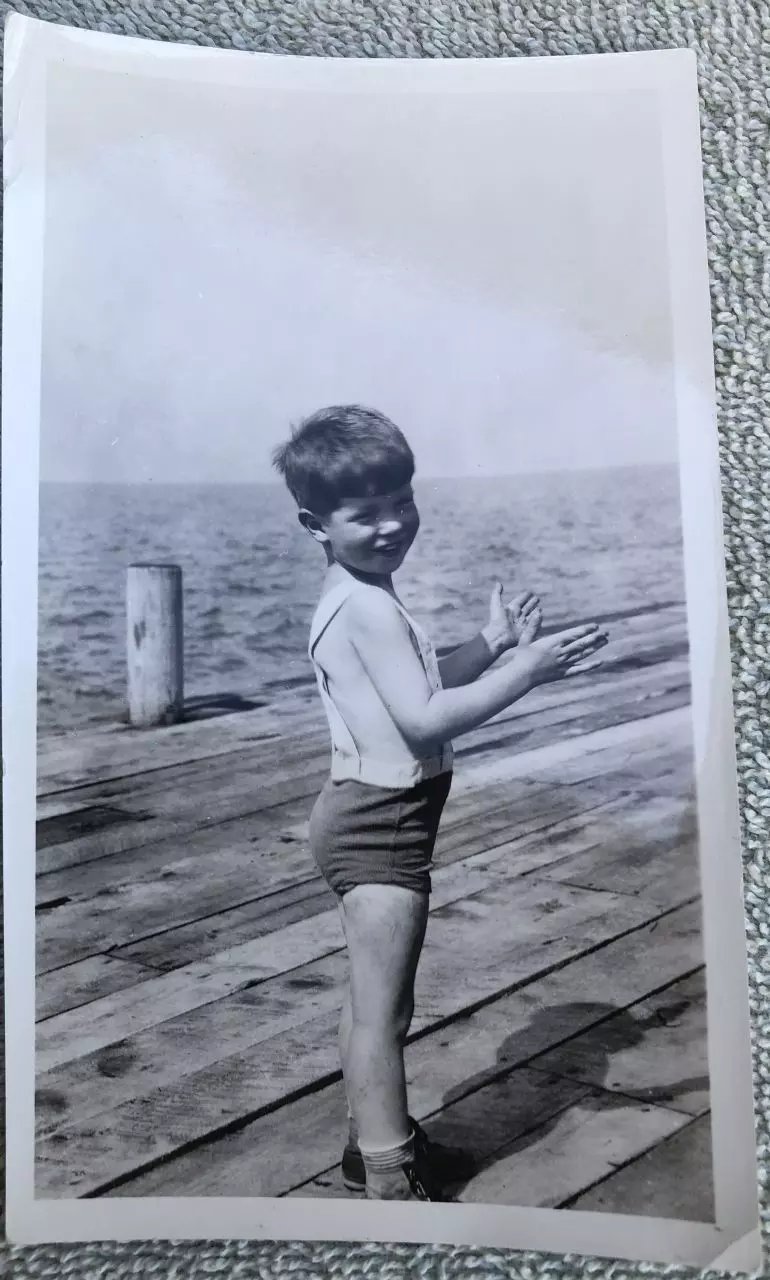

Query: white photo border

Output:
[2, 14, 760, 1266]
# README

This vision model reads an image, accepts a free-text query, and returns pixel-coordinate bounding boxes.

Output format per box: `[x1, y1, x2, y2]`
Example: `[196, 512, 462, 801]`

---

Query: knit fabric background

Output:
[1, 0, 767, 1276]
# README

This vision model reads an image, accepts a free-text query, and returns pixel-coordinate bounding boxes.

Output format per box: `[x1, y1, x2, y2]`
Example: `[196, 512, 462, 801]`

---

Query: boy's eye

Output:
[350, 494, 413, 522]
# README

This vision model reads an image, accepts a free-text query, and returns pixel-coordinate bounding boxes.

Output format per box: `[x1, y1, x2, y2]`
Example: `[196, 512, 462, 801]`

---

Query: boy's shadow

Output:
[425, 999, 709, 1194]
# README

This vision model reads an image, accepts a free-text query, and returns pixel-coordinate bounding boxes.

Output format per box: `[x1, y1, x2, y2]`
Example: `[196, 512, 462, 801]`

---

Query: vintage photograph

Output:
[2, 15, 759, 1264]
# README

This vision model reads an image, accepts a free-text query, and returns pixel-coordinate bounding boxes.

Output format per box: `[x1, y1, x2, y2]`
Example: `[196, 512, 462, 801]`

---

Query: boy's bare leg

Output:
[339, 883, 428, 1151]
[337, 931, 355, 1132]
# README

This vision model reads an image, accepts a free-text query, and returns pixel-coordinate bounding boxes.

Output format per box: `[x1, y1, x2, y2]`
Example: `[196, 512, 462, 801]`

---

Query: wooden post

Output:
[126, 564, 184, 728]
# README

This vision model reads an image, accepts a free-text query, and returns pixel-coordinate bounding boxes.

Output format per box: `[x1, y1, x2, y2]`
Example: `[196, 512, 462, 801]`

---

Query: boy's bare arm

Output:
[438, 587, 541, 689]
[347, 592, 607, 752]
[438, 632, 502, 688]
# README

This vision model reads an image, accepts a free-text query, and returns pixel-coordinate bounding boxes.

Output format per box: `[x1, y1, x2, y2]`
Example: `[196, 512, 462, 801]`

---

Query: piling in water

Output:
[126, 564, 184, 728]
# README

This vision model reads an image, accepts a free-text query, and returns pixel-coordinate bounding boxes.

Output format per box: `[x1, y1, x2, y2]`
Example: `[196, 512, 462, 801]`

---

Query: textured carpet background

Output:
[1, 0, 768, 1275]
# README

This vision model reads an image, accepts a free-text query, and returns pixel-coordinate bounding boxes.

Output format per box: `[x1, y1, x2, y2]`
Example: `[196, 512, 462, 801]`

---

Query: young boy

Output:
[273, 405, 607, 1202]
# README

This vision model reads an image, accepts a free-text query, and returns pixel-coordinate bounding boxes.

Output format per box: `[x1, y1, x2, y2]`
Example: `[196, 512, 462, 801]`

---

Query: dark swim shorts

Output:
[308, 771, 453, 897]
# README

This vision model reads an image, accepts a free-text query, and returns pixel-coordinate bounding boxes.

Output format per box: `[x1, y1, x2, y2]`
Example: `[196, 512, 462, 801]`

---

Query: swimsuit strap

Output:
[308, 579, 360, 658]
[309, 580, 438, 688]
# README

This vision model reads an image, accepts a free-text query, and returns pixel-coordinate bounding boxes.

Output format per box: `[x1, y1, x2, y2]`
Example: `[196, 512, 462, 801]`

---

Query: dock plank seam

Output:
[36, 791, 625, 979]
[84, 961, 705, 1201]
[555, 1110, 711, 1211]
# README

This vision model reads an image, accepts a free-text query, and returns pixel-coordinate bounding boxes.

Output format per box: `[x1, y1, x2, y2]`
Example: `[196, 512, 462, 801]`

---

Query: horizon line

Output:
[39, 459, 679, 486]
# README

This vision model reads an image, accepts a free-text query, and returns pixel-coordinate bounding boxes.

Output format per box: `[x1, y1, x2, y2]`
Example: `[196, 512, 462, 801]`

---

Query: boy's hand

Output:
[482, 583, 542, 659]
[513, 615, 609, 688]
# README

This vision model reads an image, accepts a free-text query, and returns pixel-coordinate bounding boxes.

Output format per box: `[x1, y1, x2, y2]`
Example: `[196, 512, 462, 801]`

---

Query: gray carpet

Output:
[2, 0, 768, 1275]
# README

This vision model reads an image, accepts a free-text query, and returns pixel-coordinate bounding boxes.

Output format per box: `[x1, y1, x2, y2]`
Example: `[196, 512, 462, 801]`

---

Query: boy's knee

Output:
[352, 1002, 412, 1041]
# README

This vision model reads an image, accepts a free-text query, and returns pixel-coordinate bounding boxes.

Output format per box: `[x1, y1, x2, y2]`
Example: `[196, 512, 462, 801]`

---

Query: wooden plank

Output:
[36, 837, 318, 974]
[530, 743, 691, 819]
[103, 904, 703, 1197]
[450, 687, 690, 786]
[531, 971, 709, 1117]
[35, 605, 686, 795]
[472, 652, 686, 732]
[284, 1071, 592, 1201]
[408, 883, 684, 1032]
[36, 722, 328, 818]
[37, 784, 317, 889]
[37, 727, 694, 1022]
[35, 656, 688, 867]
[35, 1005, 345, 1196]
[35, 764, 328, 876]
[37, 742, 690, 1029]
[35, 777, 546, 965]
[34, 760, 323, 857]
[35, 686, 689, 900]
[543, 837, 701, 907]
[594, 620, 687, 669]
[455, 707, 692, 796]
[104, 879, 338, 977]
[36, 798, 639, 1067]
[39, 707, 600, 879]
[36, 667, 688, 873]
[37, 773, 559, 901]
[35, 656, 683, 818]
[36, 701, 323, 796]
[36, 802, 157, 854]
[36, 956, 156, 1023]
[37, 916, 346, 1075]
[521, 790, 697, 868]
[406, 911, 704, 1120]
[523, 718, 693, 791]
[532, 784, 701, 907]
[36, 775, 620, 971]
[37, 795, 105, 823]
[457, 1087, 689, 1205]
[566, 1114, 714, 1222]
[106, 1083, 356, 1199]
[35, 881, 673, 1187]
[459, 659, 687, 771]
[36, 900, 702, 1197]
[111, 792, 624, 973]
[39, 873, 653, 1116]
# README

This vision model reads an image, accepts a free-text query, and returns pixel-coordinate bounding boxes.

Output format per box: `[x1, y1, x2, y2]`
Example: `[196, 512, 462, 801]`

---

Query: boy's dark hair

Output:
[272, 405, 415, 515]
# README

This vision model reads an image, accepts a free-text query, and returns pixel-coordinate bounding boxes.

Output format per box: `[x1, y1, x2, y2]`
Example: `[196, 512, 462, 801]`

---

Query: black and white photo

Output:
[1, 15, 760, 1265]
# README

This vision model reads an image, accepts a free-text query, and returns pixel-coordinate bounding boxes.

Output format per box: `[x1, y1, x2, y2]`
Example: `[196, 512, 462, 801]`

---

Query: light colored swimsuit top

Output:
[308, 578, 453, 789]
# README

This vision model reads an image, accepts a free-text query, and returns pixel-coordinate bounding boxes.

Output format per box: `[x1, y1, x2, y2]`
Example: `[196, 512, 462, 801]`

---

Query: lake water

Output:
[37, 468, 684, 736]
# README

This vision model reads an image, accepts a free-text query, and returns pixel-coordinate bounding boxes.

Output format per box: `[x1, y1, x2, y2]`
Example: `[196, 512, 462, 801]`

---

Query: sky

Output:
[39, 63, 678, 483]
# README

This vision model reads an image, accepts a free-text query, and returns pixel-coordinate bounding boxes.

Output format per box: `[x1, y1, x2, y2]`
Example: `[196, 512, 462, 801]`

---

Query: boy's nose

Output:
[378, 517, 403, 537]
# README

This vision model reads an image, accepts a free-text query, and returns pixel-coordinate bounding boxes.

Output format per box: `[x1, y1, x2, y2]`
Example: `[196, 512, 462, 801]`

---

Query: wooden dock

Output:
[34, 601, 713, 1220]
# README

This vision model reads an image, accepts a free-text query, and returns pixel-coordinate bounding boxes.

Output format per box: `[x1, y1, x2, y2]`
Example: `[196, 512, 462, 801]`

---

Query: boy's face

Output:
[314, 482, 420, 577]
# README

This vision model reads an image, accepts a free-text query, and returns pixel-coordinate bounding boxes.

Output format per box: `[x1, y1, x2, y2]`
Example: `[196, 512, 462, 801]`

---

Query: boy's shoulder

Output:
[313, 578, 408, 646]
[341, 585, 412, 650]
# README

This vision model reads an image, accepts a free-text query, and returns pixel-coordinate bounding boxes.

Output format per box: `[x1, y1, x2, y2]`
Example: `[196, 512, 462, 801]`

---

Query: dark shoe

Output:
[412, 1118, 476, 1186]
[365, 1157, 444, 1201]
[342, 1117, 473, 1194]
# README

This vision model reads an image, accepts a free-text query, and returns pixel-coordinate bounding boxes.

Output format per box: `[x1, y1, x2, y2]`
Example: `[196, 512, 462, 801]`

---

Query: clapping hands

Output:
[483, 583, 543, 658]
[484, 582, 608, 685]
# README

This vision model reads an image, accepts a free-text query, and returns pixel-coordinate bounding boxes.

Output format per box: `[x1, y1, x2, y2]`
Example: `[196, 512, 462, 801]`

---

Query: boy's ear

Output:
[298, 508, 328, 544]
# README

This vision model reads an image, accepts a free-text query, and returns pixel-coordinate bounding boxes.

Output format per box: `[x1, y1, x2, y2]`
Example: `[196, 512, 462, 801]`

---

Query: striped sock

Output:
[361, 1132, 415, 1174]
